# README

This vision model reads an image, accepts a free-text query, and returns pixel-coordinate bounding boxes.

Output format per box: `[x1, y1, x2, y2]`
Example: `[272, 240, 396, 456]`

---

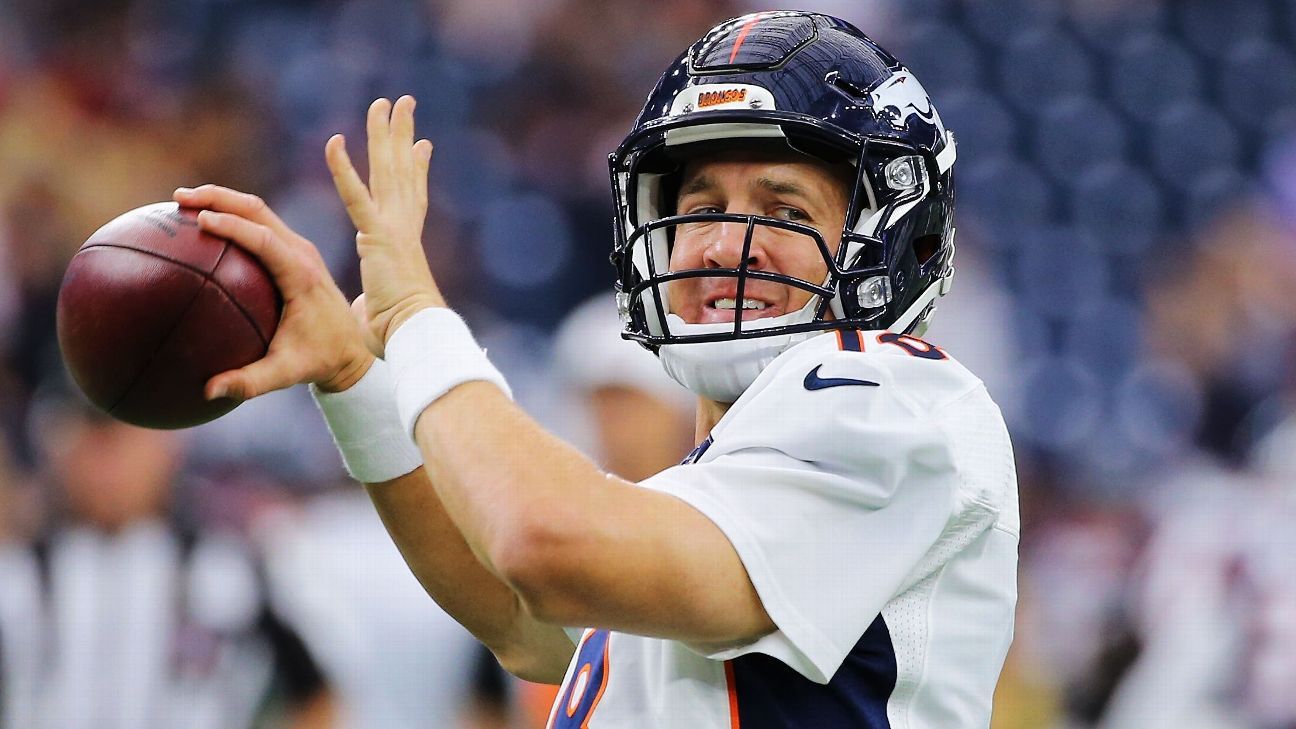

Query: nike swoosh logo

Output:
[803, 365, 881, 391]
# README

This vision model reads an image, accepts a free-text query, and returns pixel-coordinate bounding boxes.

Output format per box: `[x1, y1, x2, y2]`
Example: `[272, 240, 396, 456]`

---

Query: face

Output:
[50, 416, 182, 531]
[587, 386, 694, 482]
[666, 149, 851, 325]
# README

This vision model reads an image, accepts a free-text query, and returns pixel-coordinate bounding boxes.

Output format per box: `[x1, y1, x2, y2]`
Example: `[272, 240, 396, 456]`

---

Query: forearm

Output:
[384, 309, 770, 643]
[379, 307, 620, 590]
[363, 468, 574, 683]
[412, 383, 633, 620]
[312, 357, 572, 682]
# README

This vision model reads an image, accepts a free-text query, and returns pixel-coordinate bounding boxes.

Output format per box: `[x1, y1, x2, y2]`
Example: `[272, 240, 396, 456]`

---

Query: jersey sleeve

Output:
[639, 343, 979, 684]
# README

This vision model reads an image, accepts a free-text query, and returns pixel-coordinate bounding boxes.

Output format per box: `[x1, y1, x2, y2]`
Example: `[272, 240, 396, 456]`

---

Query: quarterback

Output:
[175, 12, 1018, 728]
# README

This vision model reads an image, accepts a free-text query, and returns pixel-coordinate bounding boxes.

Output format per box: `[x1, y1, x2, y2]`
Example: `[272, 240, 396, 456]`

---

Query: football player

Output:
[174, 12, 1019, 727]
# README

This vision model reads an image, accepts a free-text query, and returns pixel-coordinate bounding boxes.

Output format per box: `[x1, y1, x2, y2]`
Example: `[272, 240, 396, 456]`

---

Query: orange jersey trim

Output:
[724, 661, 741, 728]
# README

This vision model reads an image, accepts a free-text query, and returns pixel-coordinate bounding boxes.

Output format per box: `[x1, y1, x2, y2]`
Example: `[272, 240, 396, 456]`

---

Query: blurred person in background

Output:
[1143, 204, 1296, 465]
[1096, 462, 1296, 729]
[258, 477, 510, 729]
[1095, 209, 1296, 729]
[549, 292, 696, 483]
[0, 440, 36, 543]
[0, 380, 333, 729]
[1006, 487, 1144, 729]
[0, 438, 42, 729]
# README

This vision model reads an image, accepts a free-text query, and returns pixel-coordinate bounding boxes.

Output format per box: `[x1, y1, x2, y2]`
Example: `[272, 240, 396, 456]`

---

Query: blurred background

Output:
[2, 0, 1296, 727]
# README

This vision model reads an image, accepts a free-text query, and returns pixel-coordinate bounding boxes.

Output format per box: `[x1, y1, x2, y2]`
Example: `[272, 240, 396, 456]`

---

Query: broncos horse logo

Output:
[867, 70, 945, 135]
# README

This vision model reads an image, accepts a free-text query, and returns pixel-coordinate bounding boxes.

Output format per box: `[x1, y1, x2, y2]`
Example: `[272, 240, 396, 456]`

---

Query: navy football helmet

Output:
[609, 11, 957, 378]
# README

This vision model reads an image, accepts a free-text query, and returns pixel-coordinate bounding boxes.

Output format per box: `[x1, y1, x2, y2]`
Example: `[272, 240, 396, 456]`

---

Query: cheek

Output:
[773, 244, 830, 284]
[667, 229, 704, 271]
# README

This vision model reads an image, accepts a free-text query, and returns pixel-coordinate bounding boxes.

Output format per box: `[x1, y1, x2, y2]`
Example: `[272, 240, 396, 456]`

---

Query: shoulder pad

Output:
[740, 330, 982, 412]
[703, 331, 978, 470]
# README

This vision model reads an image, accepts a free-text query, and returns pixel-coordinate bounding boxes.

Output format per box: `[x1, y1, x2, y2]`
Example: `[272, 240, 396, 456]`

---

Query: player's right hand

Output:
[173, 184, 375, 401]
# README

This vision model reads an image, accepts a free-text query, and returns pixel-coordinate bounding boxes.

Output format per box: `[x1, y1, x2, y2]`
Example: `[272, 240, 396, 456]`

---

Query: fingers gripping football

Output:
[196, 210, 316, 299]
[325, 95, 443, 356]
[172, 185, 374, 401]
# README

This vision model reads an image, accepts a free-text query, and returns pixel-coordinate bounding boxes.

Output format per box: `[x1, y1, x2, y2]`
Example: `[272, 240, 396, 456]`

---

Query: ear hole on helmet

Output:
[912, 234, 941, 267]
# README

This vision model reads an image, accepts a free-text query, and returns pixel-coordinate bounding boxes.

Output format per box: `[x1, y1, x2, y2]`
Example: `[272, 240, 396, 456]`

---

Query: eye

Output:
[773, 206, 810, 222]
[684, 204, 724, 216]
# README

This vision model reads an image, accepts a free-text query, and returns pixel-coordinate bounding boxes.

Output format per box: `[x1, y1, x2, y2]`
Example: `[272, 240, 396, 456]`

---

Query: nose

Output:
[702, 220, 768, 270]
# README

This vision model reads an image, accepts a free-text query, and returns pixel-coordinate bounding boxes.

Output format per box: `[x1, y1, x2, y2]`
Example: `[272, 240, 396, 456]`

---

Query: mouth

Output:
[700, 293, 782, 323]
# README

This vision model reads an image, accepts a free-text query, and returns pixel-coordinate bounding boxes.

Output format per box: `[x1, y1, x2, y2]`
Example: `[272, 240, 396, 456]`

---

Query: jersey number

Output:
[877, 332, 947, 360]
[549, 629, 611, 728]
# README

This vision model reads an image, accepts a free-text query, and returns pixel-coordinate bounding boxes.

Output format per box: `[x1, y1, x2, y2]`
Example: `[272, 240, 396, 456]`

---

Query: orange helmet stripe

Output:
[728, 13, 766, 64]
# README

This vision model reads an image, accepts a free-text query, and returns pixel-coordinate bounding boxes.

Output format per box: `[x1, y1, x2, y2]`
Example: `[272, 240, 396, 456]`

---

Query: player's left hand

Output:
[325, 95, 443, 356]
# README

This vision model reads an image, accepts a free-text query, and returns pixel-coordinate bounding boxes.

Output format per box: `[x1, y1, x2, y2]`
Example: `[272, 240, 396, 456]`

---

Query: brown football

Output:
[56, 202, 282, 429]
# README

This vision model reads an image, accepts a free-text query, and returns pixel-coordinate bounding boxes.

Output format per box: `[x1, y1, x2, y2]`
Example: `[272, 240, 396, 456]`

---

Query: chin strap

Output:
[656, 308, 819, 403]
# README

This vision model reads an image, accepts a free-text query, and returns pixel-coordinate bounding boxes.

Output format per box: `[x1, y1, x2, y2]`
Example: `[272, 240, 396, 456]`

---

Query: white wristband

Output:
[386, 307, 512, 438]
[310, 358, 425, 484]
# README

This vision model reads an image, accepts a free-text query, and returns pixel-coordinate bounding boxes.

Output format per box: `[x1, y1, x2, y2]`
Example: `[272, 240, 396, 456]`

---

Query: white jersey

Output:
[548, 330, 1019, 729]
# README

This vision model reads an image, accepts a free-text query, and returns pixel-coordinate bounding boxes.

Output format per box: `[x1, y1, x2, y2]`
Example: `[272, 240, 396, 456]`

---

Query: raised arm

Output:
[172, 184, 574, 682]
[324, 96, 776, 649]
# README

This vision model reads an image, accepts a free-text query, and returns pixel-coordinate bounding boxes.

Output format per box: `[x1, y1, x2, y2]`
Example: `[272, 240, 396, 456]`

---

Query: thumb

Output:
[205, 356, 293, 402]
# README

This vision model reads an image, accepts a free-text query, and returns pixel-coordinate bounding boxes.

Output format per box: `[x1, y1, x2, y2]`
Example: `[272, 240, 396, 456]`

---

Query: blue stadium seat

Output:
[328, 0, 428, 62]
[1013, 225, 1109, 321]
[1264, 112, 1296, 163]
[1071, 162, 1164, 258]
[1289, 0, 1296, 50]
[1177, 0, 1273, 57]
[1034, 96, 1127, 183]
[903, 0, 957, 21]
[1109, 33, 1202, 123]
[999, 28, 1096, 111]
[900, 22, 983, 94]
[430, 130, 517, 212]
[1069, 1, 1167, 52]
[1061, 300, 1143, 376]
[231, 8, 337, 93]
[389, 53, 475, 138]
[478, 192, 574, 290]
[963, 0, 1062, 44]
[1149, 101, 1241, 188]
[1216, 41, 1296, 131]
[1018, 355, 1103, 450]
[1112, 361, 1204, 455]
[959, 156, 1054, 249]
[275, 50, 370, 132]
[1184, 168, 1253, 231]
[939, 90, 1019, 161]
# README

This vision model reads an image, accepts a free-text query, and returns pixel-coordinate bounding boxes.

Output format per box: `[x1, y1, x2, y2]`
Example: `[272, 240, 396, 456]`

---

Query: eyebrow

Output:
[754, 177, 810, 198]
[678, 174, 714, 199]
[676, 174, 812, 200]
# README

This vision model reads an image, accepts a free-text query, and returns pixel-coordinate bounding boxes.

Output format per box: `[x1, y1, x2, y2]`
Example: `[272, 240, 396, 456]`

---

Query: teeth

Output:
[714, 298, 768, 310]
